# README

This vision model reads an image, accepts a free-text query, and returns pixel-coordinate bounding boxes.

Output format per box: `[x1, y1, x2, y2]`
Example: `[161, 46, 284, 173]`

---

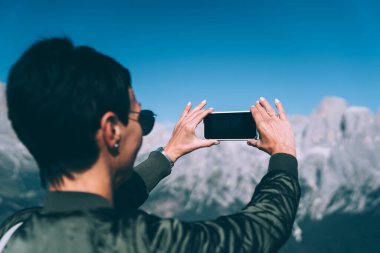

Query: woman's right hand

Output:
[247, 97, 297, 157]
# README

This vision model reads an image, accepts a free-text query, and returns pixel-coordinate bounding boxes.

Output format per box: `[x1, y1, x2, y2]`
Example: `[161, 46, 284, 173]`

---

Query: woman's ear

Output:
[100, 112, 122, 155]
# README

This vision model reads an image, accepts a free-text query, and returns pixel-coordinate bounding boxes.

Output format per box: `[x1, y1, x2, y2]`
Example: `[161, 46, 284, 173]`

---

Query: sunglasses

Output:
[129, 110, 156, 136]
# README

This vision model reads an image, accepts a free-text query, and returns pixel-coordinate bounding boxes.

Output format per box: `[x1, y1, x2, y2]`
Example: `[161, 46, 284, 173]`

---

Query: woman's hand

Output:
[164, 100, 220, 162]
[247, 97, 297, 157]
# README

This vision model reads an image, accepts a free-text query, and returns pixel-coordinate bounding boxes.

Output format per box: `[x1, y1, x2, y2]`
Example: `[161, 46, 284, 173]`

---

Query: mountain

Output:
[0, 83, 44, 222]
[140, 98, 380, 218]
[0, 82, 379, 252]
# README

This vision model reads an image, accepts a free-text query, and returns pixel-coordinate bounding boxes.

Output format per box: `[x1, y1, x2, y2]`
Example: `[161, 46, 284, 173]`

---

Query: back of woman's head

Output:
[6, 37, 132, 187]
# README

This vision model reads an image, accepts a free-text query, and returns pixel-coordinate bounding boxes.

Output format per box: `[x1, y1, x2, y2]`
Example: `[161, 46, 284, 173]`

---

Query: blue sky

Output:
[1, 0, 379, 121]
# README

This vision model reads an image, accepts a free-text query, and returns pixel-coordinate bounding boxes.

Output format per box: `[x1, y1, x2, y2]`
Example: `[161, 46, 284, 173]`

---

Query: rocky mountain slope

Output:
[0, 83, 44, 222]
[138, 97, 380, 242]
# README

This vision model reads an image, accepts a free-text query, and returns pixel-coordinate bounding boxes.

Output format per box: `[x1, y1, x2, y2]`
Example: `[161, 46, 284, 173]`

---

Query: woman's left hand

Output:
[164, 100, 220, 163]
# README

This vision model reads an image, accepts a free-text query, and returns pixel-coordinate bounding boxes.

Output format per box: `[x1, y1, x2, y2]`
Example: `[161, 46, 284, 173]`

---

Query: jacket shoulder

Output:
[0, 207, 42, 237]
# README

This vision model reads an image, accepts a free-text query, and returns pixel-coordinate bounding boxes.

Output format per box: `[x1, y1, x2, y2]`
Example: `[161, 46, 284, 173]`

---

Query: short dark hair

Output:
[6, 38, 132, 187]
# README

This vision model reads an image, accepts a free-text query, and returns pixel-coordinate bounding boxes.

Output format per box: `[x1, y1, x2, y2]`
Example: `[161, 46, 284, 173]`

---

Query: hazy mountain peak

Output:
[314, 96, 348, 116]
[299, 97, 348, 147]
[341, 106, 374, 138]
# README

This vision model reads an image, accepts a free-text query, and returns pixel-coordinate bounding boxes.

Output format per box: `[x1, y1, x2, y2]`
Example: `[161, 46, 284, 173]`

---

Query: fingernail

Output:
[275, 98, 280, 103]
[260, 97, 265, 101]
[251, 105, 255, 108]
[209, 107, 214, 110]
[256, 100, 260, 104]
[187, 101, 191, 106]
[202, 100, 207, 103]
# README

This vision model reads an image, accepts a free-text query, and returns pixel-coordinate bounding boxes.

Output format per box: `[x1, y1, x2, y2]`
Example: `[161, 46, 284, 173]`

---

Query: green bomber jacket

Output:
[0, 151, 301, 253]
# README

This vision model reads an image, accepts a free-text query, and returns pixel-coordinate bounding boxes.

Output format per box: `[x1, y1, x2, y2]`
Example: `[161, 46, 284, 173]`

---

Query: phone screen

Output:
[203, 111, 257, 140]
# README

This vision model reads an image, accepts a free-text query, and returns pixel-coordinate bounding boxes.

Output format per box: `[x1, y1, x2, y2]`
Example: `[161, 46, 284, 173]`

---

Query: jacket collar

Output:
[42, 191, 113, 213]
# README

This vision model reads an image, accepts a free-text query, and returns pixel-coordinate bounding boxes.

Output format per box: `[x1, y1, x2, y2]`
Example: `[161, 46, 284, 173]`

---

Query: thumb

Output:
[247, 139, 261, 149]
[200, 139, 220, 148]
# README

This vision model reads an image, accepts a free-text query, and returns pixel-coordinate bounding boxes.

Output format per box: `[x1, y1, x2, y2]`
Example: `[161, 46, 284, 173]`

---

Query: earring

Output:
[114, 141, 120, 150]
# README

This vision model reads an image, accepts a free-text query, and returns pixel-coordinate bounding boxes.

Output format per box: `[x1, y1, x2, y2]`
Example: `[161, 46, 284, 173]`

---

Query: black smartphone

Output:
[203, 111, 258, 140]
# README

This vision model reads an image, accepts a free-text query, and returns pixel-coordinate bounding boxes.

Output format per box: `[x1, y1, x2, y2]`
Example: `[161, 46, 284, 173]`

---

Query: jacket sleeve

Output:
[138, 153, 301, 253]
[114, 151, 172, 212]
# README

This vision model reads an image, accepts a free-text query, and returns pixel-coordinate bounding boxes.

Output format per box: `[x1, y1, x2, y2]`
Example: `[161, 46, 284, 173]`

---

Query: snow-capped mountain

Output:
[0, 82, 379, 246]
[138, 97, 380, 224]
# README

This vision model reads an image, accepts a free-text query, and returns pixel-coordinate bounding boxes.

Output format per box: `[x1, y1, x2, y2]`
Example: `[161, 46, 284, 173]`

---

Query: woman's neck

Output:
[49, 162, 113, 204]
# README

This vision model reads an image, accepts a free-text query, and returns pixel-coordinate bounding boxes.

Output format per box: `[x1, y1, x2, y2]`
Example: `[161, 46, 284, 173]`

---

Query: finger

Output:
[275, 99, 287, 120]
[247, 139, 261, 148]
[250, 105, 263, 126]
[178, 102, 192, 122]
[191, 107, 214, 126]
[255, 100, 270, 120]
[188, 100, 207, 117]
[186, 100, 209, 123]
[259, 97, 276, 117]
